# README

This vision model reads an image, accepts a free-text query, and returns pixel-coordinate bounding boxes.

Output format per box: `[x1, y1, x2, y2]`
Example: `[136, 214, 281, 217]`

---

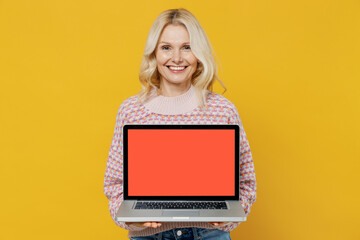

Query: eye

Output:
[161, 45, 170, 50]
[184, 45, 191, 50]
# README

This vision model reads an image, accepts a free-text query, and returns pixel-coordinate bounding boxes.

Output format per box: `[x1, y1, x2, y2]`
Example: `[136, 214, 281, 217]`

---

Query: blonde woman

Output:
[104, 8, 256, 240]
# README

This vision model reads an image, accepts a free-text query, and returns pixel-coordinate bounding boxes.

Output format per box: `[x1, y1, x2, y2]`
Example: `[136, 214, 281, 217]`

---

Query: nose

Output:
[171, 49, 182, 63]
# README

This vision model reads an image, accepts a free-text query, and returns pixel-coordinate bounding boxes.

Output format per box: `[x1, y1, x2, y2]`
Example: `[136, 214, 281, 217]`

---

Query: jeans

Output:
[130, 227, 231, 240]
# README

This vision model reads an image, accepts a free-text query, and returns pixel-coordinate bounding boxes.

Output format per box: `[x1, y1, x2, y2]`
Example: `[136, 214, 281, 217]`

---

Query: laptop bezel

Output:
[123, 124, 240, 201]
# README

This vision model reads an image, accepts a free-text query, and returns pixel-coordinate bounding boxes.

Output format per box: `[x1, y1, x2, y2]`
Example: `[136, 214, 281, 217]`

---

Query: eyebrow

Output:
[159, 41, 190, 44]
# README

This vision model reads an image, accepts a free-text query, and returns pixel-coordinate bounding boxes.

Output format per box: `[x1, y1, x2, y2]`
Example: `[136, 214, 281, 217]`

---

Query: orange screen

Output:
[127, 129, 235, 196]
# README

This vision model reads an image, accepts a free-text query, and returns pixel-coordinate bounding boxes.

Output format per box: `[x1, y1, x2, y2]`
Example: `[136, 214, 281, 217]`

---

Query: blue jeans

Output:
[130, 227, 231, 240]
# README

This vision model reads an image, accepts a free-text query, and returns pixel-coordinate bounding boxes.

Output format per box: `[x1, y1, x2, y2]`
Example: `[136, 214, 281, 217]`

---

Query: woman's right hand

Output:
[126, 222, 162, 228]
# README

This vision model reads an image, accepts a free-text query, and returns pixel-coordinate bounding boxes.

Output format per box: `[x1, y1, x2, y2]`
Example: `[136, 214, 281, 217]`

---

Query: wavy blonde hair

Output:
[137, 8, 226, 107]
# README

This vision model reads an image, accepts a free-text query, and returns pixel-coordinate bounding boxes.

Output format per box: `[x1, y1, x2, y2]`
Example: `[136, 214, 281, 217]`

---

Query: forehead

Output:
[158, 24, 190, 43]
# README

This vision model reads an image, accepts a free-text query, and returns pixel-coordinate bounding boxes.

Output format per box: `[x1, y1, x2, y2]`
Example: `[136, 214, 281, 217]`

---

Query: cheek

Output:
[187, 54, 198, 65]
[190, 58, 198, 68]
[156, 53, 169, 66]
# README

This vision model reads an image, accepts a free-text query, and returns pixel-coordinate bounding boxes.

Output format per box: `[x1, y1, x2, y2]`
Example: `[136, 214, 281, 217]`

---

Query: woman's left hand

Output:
[208, 222, 228, 226]
[208, 222, 240, 226]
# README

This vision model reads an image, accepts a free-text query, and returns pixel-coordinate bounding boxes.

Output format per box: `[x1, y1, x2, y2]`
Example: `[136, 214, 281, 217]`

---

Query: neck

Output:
[143, 84, 200, 115]
[159, 81, 191, 97]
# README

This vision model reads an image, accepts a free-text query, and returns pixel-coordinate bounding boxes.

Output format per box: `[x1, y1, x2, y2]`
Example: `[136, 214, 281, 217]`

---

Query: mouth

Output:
[166, 65, 188, 71]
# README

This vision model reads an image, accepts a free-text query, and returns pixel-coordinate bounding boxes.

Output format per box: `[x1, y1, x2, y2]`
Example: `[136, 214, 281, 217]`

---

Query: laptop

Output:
[115, 124, 247, 222]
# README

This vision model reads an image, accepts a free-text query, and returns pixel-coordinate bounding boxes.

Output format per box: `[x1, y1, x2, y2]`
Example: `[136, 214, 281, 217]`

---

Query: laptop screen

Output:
[123, 125, 239, 200]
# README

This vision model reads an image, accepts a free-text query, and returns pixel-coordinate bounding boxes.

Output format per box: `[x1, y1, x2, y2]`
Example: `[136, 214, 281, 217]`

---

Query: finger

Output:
[155, 222, 161, 228]
[212, 222, 226, 226]
[143, 222, 152, 227]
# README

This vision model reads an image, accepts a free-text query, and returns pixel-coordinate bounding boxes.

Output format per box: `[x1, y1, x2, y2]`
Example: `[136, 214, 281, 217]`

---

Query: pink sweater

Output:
[103, 85, 257, 237]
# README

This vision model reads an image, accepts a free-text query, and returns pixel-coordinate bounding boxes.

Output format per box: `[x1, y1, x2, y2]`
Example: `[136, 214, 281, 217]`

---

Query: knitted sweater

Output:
[103, 85, 257, 238]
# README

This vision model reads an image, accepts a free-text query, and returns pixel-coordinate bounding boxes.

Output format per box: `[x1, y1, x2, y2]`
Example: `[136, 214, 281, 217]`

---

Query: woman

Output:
[104, 8, 256, 240]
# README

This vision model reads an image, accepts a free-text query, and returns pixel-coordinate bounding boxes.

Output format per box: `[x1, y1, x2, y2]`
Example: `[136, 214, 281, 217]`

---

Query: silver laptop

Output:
[115, 124, 247, 222]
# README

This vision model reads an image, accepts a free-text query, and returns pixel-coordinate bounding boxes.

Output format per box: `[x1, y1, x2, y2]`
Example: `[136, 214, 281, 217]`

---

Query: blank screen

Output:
[127, 129, 235, 196]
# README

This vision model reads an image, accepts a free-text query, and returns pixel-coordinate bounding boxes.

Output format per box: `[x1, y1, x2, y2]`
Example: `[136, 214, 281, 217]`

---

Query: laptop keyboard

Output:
[134, 201, 228, 209]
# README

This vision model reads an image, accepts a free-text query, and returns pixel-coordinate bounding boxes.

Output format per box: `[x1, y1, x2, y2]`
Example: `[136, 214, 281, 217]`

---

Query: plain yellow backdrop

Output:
[0, 0, 359, 239]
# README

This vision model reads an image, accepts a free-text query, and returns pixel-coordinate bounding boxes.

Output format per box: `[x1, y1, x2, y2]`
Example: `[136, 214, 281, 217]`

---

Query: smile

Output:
[167, 66, 188, 71]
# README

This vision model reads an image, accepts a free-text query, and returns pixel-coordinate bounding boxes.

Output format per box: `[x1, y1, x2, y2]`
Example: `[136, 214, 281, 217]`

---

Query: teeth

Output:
[169, 66, 186, 70]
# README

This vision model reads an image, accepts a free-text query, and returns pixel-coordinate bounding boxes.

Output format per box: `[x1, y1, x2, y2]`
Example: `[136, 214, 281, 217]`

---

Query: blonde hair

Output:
[137, 8, 226, 107]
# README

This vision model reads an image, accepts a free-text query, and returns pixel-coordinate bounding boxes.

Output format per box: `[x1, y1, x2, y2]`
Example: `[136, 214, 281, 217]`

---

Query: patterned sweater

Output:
[103, 85, 257, 238]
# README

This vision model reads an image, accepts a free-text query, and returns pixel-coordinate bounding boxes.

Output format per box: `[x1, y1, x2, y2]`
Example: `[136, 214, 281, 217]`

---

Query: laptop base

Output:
[115, 200, 247, 222]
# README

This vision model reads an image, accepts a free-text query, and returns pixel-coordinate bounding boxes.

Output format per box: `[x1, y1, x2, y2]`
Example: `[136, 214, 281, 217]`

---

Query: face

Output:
[155, 24, 198, 88]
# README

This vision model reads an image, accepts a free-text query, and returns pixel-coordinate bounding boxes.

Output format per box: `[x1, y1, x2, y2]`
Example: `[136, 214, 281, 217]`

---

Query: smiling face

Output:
[155, 24, 198, 92]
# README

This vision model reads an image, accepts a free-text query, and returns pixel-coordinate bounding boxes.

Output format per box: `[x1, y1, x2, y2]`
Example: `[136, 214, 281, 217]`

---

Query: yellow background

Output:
[0, 0, 359, 239]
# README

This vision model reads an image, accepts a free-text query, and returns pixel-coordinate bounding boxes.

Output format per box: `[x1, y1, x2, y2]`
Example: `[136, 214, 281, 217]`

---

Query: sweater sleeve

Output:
[103, 103, 147, 231]
[229, 103, 257, 215]
[213, 102, 257, 232]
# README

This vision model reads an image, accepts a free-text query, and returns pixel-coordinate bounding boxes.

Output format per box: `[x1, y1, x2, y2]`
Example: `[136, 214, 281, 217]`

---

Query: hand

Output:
[126, 222, 162, 228]
[208, 222, 228, 226]
[209, 222, 240, 226]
